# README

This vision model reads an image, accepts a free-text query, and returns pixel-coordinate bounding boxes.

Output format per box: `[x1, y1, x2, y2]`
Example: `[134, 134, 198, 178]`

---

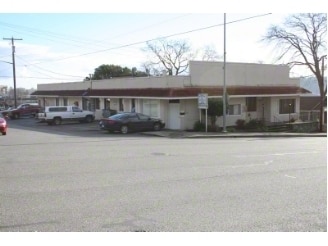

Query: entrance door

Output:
[168, 102, 180, 130]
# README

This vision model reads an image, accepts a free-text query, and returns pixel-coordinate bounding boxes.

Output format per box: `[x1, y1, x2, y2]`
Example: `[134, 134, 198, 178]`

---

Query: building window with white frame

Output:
[143, 99, 159, 117]
[228, 104, 241, 115]
[279, 99, 295, 114]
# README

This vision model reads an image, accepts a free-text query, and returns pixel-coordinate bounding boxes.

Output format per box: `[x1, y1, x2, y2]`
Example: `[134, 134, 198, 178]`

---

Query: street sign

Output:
[198, 93, 208, 109]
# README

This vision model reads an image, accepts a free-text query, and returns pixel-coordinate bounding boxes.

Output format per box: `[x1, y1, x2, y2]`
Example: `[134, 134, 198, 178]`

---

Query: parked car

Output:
[99, 112, 165, 134]
[1, 103, 41, 119]
[0, 112, 8, 135]
[37, 105, 95, 125]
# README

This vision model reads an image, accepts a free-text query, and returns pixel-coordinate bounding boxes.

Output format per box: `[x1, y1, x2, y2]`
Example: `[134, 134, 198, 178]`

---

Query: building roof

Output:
[31, 86, 311, 98]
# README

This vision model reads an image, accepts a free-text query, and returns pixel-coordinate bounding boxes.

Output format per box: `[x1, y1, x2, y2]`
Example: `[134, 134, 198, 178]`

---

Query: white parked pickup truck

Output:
[37, 106, 95, 125]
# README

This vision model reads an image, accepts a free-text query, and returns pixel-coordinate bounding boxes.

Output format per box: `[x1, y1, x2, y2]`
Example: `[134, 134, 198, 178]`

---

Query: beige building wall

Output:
[189, 61, 298, 87]
[37, 61, 298, 91]
[37, 76, 192, 91]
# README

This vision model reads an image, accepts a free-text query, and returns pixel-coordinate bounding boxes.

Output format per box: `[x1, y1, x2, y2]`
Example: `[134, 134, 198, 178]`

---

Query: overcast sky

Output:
[0, 0, 323, 89]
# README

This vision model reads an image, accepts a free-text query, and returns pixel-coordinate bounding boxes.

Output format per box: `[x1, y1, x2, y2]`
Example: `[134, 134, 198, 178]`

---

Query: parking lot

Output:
[5, 117, 148, 138]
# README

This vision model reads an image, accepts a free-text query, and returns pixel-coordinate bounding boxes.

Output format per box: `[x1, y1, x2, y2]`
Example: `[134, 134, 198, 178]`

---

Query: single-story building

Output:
[31, 61, 311, 130]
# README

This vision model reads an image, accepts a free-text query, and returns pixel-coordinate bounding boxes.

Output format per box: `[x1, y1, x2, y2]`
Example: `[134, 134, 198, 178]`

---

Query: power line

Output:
[15, 55, 85, 79]
[26, 13, 272, 66]
[0, 14, 192, 58]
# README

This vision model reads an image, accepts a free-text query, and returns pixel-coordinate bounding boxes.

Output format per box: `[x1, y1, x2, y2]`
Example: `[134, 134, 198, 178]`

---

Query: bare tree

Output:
[198, 45, 221, 61]
[143, 38, 194, 76]
[263, 13, 327, 132]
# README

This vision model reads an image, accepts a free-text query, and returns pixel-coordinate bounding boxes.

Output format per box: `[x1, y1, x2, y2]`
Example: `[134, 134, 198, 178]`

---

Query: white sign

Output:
[198, 93, 208, 109]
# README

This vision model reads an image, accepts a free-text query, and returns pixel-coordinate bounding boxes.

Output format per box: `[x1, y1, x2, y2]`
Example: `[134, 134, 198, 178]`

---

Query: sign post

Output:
[198, 93, 208, 132]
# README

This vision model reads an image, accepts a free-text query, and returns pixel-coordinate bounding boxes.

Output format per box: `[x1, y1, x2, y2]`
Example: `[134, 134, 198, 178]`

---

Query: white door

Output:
[168, 103, 180, 130]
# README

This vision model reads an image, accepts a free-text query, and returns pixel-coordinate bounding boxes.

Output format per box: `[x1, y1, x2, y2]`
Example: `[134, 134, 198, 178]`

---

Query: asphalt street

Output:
[0, 118, 327, 233]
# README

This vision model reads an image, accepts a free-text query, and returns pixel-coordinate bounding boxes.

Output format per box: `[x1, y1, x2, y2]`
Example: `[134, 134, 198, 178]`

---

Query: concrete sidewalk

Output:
[141, 130, 327, 138]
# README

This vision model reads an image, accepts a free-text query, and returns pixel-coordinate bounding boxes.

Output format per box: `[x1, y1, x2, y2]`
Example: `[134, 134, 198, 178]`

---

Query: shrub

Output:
[235, 119, 245, 129]
[193, 121, 206, 132]
[244, 119, 263, 129]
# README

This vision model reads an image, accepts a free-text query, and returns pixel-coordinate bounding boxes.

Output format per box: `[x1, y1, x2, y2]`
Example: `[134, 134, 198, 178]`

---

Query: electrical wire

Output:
[13, 13, 272, 66]
[1, 13, 272, 82]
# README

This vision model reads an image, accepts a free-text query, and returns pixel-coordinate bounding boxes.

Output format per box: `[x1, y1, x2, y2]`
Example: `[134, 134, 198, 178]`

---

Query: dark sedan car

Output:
[99, 112, 165, 134]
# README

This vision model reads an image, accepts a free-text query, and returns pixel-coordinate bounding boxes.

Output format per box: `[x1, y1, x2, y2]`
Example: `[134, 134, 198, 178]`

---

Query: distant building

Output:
[0, 85, 8, 95]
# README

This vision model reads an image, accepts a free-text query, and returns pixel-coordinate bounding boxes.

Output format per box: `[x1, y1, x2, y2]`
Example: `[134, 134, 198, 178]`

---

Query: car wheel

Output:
[85, 115, 93, 123]
[121, 125, 128, 134]
[153, 123, 161, 131]
[2, 132, 6, 135]
[13, 113, 19, 119]
[53, 117, 62, 125]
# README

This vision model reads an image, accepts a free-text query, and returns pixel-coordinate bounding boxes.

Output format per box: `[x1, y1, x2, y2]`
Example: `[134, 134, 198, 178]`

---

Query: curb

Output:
[142, 131, 327, 138]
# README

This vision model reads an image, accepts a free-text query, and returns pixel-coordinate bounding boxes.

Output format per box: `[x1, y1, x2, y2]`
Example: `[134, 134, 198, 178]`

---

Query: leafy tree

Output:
[143, 38, 194, 76]
[91, 64, 147, 79]
[207, 98, 223, 128]
[92, 64, 131, 79]
[263, 13, 327, 132]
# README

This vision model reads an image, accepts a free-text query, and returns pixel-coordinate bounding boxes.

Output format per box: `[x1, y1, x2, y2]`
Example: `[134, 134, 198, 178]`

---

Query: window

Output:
[104, 99, 111, 109]
[89, 98, 100, 111]
[55, 98, 59, 106]
[119, 98, 124, 111]
[48, 107, 67, 112]
[131, 99, 136, 112]
[137, 113, 150, 120]
[279, 99, 295, 114]
[72, 106, 82, 112]
[63, 98, 68, 106]
[246, 97, 257, 112]
[228, 104, 241, 115]
[143, 99, 159, 118]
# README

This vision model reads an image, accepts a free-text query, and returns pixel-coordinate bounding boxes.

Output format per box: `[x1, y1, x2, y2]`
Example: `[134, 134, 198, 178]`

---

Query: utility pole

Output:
[3, 37, 22, 108]
[222, 13, 227, 133]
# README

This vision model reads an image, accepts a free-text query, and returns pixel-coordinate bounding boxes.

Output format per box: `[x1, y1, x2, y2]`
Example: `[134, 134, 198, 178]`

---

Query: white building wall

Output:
[270, 96, 300, 122]
[179, 99, 199, 130]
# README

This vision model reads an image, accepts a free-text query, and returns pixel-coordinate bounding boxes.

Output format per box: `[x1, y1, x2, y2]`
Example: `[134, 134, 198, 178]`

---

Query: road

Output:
[0, 118, 327, 233]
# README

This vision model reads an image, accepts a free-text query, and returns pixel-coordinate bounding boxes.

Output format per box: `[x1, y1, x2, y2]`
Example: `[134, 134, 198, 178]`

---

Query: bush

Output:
[235, 119, 245, 129]
[193, 121, 206, 132]
[244, 119, 263, 129]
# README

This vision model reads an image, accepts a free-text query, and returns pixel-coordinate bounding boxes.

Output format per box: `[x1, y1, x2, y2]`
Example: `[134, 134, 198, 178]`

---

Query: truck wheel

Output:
[85, 115, 93, 123]
[53, 117, 62, 125]
[120, 125, 128, 134]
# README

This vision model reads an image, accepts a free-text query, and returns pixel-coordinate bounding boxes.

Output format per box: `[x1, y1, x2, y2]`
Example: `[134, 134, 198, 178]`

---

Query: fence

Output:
[299, 111, 320, 122]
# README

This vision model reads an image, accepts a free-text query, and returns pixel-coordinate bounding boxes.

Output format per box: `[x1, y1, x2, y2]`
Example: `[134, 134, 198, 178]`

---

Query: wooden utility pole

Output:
[3, 37, 22, 108]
